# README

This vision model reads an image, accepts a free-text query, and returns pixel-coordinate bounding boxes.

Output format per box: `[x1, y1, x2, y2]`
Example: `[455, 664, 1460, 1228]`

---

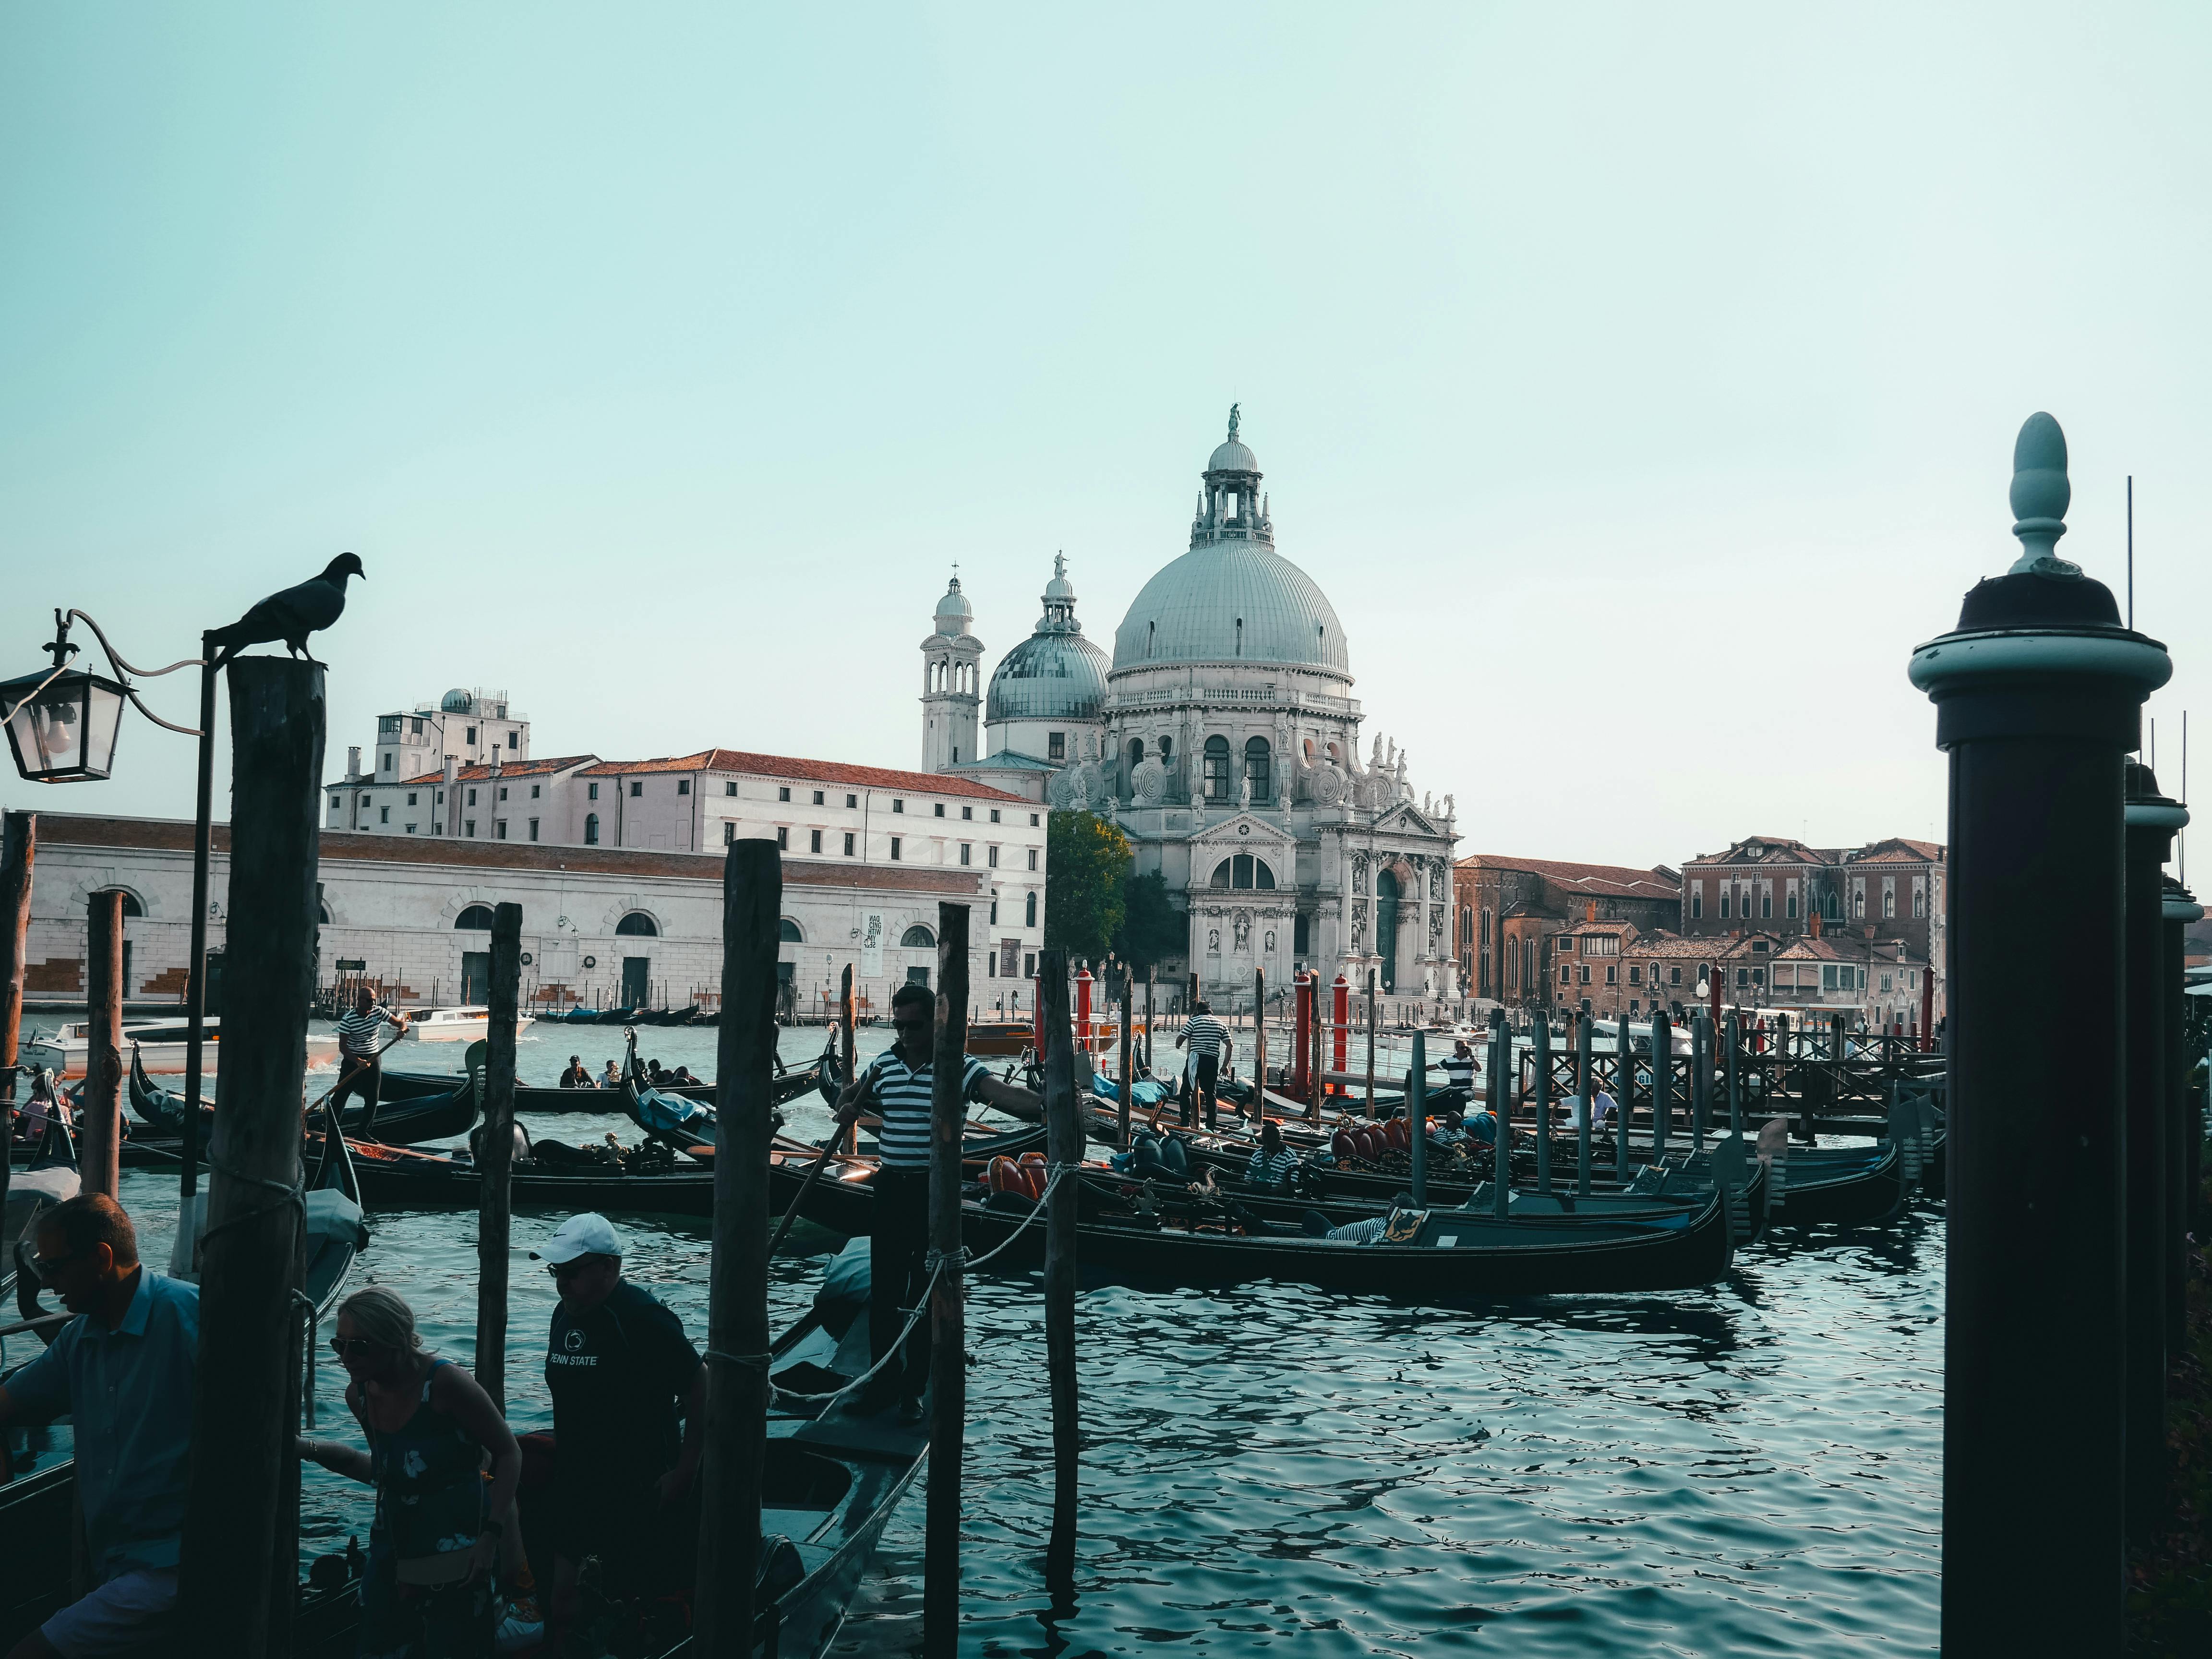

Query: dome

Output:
[440, 688, 474, 714]
[1111, 542, 1349, 677]
[933, 575, 974, 636]
[987, 630, 1110, 721]
[1208, 437, 1259, 474]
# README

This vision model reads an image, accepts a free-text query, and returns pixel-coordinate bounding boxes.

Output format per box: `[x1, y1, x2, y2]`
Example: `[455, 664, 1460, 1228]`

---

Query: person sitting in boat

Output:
[0, 1194, 198, 1656]
[298, 1284, 523, 1657]
[530, 1213, 706, 1643]
[558, 1055, 592, 1089]
[598, 1059, 621, 1089]
[645, 1058, 674, 1088]
[669, 1065, 699, 1086]
[1243, 1120, 1302, 1192]
[332, 986, 410, 1125]
[834, 982, 1044, 1421]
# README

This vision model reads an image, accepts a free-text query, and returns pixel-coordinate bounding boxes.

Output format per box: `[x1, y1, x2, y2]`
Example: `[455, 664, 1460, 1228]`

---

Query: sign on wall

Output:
[860, 912, 884, 978]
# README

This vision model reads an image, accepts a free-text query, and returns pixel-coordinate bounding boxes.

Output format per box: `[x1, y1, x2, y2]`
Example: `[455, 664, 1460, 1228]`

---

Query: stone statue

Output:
[1207, 927, 1221, 955]
[1234, 912, 1251, 951]
[1228, 402, 1241, 442]
[1444, 793, 1455, 817]
[1238, 771, 1251, 810]
[1263, 929, 1275, 954]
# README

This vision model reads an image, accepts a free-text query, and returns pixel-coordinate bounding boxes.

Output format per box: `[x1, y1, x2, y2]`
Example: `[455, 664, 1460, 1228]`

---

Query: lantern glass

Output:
[0, 666, 126, 782]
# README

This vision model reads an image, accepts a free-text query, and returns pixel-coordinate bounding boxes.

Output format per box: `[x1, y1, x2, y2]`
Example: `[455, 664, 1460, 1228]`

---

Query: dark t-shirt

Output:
[545, 1280, 701, 1538]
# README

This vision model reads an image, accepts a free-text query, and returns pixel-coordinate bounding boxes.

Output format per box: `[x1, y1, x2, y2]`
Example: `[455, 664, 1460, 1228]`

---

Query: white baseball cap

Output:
[531, 1213, 623, 1265]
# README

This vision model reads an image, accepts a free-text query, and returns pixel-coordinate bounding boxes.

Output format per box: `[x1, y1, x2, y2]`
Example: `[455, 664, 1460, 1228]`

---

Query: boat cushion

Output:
[305, 1188, 369, 1252]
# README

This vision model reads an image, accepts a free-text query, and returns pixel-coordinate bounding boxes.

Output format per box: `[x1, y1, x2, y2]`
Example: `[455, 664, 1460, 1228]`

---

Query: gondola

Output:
[960, 1174, 1737, 1297]
[129, 1044, 478, 1146]
[379, 1064, 722, 1116]
[594, 1005, 639, 1025]
[1763, 1137, 1909, 1226]
[2, 1122, 370, 1650]
[3, 1119, 82, 1299]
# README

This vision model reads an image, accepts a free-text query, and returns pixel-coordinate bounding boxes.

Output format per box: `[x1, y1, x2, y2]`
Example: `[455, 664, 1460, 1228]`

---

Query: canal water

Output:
[18, 1020, 1943, 1656]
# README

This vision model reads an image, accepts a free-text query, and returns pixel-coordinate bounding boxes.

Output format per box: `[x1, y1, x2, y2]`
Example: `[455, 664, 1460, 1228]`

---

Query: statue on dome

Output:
[1228, 402, 1241, 442]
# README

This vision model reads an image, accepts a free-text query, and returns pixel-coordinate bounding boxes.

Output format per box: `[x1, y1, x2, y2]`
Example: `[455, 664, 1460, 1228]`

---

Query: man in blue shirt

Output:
[0, 1193, 198, 1658]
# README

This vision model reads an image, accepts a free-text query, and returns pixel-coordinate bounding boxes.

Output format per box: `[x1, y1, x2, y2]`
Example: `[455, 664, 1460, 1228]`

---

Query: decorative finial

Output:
[1054, 551, 1066, 579]
[1227, 402, 1241, 443]
[2007, 412, 2080, 577]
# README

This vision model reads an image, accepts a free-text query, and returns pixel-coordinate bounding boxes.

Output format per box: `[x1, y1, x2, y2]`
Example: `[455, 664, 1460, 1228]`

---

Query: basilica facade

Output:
[932, 411, 1460, 1005]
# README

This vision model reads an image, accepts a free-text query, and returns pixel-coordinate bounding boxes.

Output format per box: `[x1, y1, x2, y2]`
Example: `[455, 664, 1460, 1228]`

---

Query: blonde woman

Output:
[298, 1286, 520, 1658]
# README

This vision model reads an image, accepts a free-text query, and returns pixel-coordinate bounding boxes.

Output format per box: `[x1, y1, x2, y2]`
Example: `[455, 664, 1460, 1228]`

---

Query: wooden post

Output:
[1652, 1010, 1673, 1157]
[1725, 1012, 1743, 1135]
[1576, 1011, 1593, 1196]
[0, 811, 31, 1225]
[1691, 1011, 1710, 1152]
[475, 902, 521, 1413]
[1310, 979, 1324, 1123]
[1408, 1029, 1428, 1208]
[1117, 970, 1133, 1148]
[81, 890, 124, 1199]
[1490, 1019, 1509, 1219]
[1143, 966, 1154, 1072]
[693, 841, 780, 1657]
[1614, 1014, 1634, 1183]
[179, 659, 322, 1656]
[1038, 949, 1081, 1603]
[1251, 966, 1266, 1125]
[1532, 1014, 1552, 1192]
[840, 964, 857, 1154]
[1365, 970, 1378, 1116]
[925, 901, 972, 1657]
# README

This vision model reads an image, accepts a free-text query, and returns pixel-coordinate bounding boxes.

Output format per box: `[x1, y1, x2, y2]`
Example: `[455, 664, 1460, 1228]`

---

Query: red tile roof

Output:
[1457, 854, 1681, 901]
[577, 748, 1025, 803]
[325, 754, 597, 790]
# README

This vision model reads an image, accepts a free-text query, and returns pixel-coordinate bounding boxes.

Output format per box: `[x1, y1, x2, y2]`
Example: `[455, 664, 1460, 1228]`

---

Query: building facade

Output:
[932, 410, 1459, 1004]
[1452, 855, 1683, 1011]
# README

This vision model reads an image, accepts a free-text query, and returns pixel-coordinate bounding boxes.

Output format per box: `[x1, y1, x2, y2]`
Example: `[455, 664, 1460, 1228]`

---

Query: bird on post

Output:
[206, 553, 366, 667]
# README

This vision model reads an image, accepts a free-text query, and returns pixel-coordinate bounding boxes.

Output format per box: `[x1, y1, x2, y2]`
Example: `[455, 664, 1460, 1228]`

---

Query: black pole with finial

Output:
[1908, 411, 2170, 1651]
[2163, 877, 2201, 1352]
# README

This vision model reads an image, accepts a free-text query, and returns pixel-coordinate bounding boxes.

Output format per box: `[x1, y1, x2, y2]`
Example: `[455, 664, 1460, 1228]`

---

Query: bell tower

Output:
[921, 571, 984, 771]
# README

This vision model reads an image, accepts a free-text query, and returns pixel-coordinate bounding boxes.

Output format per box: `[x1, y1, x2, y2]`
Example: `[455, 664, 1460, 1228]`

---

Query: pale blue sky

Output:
[4, 5, 2208, 872]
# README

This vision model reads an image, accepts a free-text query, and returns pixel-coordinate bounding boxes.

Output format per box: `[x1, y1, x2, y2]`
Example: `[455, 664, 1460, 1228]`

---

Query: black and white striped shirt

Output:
[1180, 1014, 1229, 1060]
[335, 1003, 396, 1057]
[862, 1048, 991, 1170]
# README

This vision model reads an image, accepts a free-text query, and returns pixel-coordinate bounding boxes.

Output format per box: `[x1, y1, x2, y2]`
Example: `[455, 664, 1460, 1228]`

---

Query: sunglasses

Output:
[328, 1337, 397, 1361]
[545, 1258, 602, 1279]
[29, 1250, 82, 1275]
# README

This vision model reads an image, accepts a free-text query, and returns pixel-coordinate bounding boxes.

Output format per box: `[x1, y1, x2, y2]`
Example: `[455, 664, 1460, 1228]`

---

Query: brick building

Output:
[1453, 854, 1681, 1010]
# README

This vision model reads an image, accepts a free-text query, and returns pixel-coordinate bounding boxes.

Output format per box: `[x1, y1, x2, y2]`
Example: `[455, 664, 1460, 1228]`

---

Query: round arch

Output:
[779, 918, 804, 943]
[615, 911, 659, 938]
[900, 924, 936, 948]
[455, 904, 494, 930]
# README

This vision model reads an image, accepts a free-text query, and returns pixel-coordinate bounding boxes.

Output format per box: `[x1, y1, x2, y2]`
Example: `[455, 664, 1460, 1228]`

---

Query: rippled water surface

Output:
[38, 1023, 1942, 1656]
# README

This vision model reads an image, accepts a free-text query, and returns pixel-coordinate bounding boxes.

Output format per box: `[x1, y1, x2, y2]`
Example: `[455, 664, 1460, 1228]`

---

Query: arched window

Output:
[1719, 887, 1731, 918]
[318, 903, 332, 925]
[1884, 889, 1896, 919]
[584, 813, 600, 845]
[1913, 886, 1926, 919]
[1507, 936, 1520, 982]
[779, 918, 804, 943]
[1127, 738, 1144, 770]
[455, 904, 494, 930]
[1210, 855, 1277, 891]
[1203, 735, 1232, 801]
[96, 888, 145, 918]
[1244, 736, 1270, 801]
[1025, 891, 1037, 927]
[901, 925, 935, 948]
[616, 912, 658, 937]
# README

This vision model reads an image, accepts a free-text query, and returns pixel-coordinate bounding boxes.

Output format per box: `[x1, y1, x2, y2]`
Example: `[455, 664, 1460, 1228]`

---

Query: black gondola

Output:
[128, 1044, 479, 1146]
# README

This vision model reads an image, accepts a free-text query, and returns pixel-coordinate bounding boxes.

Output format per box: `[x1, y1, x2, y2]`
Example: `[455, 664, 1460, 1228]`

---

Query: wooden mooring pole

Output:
[1490, 1016, 1509, 1220]
[1613, 1014, 1634, 1184]
[840, 963, 857, 1154]
[476, 902, 521, 1412]
[693, 840, 780, 1656]
[1117, 968, 1133, 1148]
[925, 901, 972, 1657]
[1039, 949, 1082, 1604]
[1575, 1011, 1593, 1196]
[1250, 966, 1265, 1126]
[0, 810, 30, 1224]
[82, 888, 124, 1199]
[1532, 1015, 1552, 1192]
[1365, 970, 1378, 1117]
[178, 659, 321, 1656]
[1652, 1010, 1673, 1157]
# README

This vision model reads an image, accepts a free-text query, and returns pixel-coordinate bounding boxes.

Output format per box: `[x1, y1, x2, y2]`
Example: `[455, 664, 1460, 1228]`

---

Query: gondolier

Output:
[834, 982, 1042, 1421]
[332, 986, 410, 1127]
[1175, 1001, 1232, 1129]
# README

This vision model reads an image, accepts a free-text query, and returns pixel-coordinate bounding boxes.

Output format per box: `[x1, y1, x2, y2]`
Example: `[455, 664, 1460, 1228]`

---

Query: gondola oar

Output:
[767, 1133, 845, 1258]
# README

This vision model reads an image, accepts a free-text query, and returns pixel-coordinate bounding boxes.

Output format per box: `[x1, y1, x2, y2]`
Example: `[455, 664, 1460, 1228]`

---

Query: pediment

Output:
[1375, 804, 1444, 838]
[1189, 811, 1299, 850]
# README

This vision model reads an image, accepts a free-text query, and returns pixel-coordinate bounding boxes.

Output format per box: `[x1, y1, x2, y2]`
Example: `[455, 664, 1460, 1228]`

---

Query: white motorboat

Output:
[400, 1005, 537, 1043]
[24, 1017, 342, 1079]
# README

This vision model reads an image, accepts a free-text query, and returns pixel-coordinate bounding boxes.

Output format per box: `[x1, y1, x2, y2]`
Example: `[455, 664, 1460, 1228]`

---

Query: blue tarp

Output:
[1093, 1075, 1171, 1108]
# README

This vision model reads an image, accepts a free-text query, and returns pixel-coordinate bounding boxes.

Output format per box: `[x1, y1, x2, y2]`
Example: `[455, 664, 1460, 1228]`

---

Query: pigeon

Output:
[206, 553, 366, 668]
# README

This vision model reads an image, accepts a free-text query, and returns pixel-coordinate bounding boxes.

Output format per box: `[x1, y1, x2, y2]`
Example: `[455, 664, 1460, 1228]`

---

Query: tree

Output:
[1044, 811, 1130, 961]
[1114, 870, 1183, 973]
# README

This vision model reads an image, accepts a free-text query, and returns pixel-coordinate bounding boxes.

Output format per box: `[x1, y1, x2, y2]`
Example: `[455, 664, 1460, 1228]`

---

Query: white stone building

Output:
[935, 409, 1460, 1004]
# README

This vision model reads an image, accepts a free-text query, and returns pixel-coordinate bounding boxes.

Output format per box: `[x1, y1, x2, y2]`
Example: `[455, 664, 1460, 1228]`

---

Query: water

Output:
[19, 1022, 1944, 1657]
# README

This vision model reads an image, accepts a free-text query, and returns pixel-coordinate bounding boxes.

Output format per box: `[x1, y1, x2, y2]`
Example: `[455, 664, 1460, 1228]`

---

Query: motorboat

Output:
[24, 1017, 340, 1079]
[398, 1005, 536, 1043]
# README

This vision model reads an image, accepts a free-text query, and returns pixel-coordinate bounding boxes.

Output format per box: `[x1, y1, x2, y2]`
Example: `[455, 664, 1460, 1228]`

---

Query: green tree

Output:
[1044, 810, 1130, 961]
[1114, 869, 1183, 973]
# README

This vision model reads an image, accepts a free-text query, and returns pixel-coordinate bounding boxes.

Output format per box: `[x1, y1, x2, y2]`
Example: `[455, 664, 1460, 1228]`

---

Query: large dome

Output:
[987, 630, 1109, 721]
[1111, 542, 1350, 676]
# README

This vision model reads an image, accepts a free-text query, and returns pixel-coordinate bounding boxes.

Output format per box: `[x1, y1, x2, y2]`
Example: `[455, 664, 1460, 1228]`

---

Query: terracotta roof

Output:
[1852, 838, 1946, 863]
[577, 748, 1024, 803]
[25, 814, 991, 895]
[1456, 854, 1681, 900]
[1622, 933, 1718, 959]
[1560, 919, 1638, 938]
[1686, 837, 1832, 867]
[325, 754, 598, 791]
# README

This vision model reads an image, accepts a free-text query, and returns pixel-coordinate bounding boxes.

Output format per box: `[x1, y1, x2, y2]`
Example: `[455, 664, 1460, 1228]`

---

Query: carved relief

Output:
[1207, 928, 1221, 955]
[1130, 756, 1169, 806]
[1263, 929, 1276, 954]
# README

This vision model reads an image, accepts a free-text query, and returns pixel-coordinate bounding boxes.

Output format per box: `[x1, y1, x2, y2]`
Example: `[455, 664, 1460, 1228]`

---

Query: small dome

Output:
[987, 630, 1109, 722]
[1208, 437, 1259, 474]
[933, 575, 974, 636]
[1042, 551, 1075, 602]
[440, 688, 474, 714]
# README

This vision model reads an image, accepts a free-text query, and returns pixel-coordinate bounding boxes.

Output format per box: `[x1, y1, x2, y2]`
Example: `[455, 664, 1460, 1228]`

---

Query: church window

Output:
[1244, 737, 1271, 800]
[1048, 732, 1066, 761]
[1025, 892, 1038, 927]
[1203, 735, 1233, 801]
[585, 814, 599, 844]
[1158, 736, 1173, 761]
[1128, 739, 1144, 769]
[1209, 855, 1277, 890]
[902, 925, 935, 948]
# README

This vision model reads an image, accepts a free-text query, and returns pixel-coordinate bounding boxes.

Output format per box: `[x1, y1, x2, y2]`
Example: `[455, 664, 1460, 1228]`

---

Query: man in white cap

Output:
[532, 1213, 704, 1634]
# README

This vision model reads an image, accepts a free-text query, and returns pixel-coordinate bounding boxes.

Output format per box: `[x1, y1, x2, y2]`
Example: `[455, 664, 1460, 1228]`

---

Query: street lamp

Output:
[4, 607, 216, 1207]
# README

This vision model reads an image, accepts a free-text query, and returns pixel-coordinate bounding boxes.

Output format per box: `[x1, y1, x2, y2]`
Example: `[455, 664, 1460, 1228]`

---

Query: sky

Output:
[3, 5, 2209, 877]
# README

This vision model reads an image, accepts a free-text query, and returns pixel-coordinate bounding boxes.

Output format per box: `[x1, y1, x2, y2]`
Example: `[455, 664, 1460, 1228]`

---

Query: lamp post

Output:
[3, 609, 216, 1208]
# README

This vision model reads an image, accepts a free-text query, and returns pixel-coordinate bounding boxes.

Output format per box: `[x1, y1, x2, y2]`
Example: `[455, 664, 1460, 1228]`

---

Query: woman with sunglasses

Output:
[298, 1285, 522, 1657]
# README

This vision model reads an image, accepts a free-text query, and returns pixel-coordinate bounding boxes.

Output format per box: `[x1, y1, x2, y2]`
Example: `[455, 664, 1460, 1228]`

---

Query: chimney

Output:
[489, 746, 502, 777]
[1585, 900, 1596, 924]
[1811, 909, 1823, 940]
[443, 756, 458, 837]
[348, 745, 362, 781]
